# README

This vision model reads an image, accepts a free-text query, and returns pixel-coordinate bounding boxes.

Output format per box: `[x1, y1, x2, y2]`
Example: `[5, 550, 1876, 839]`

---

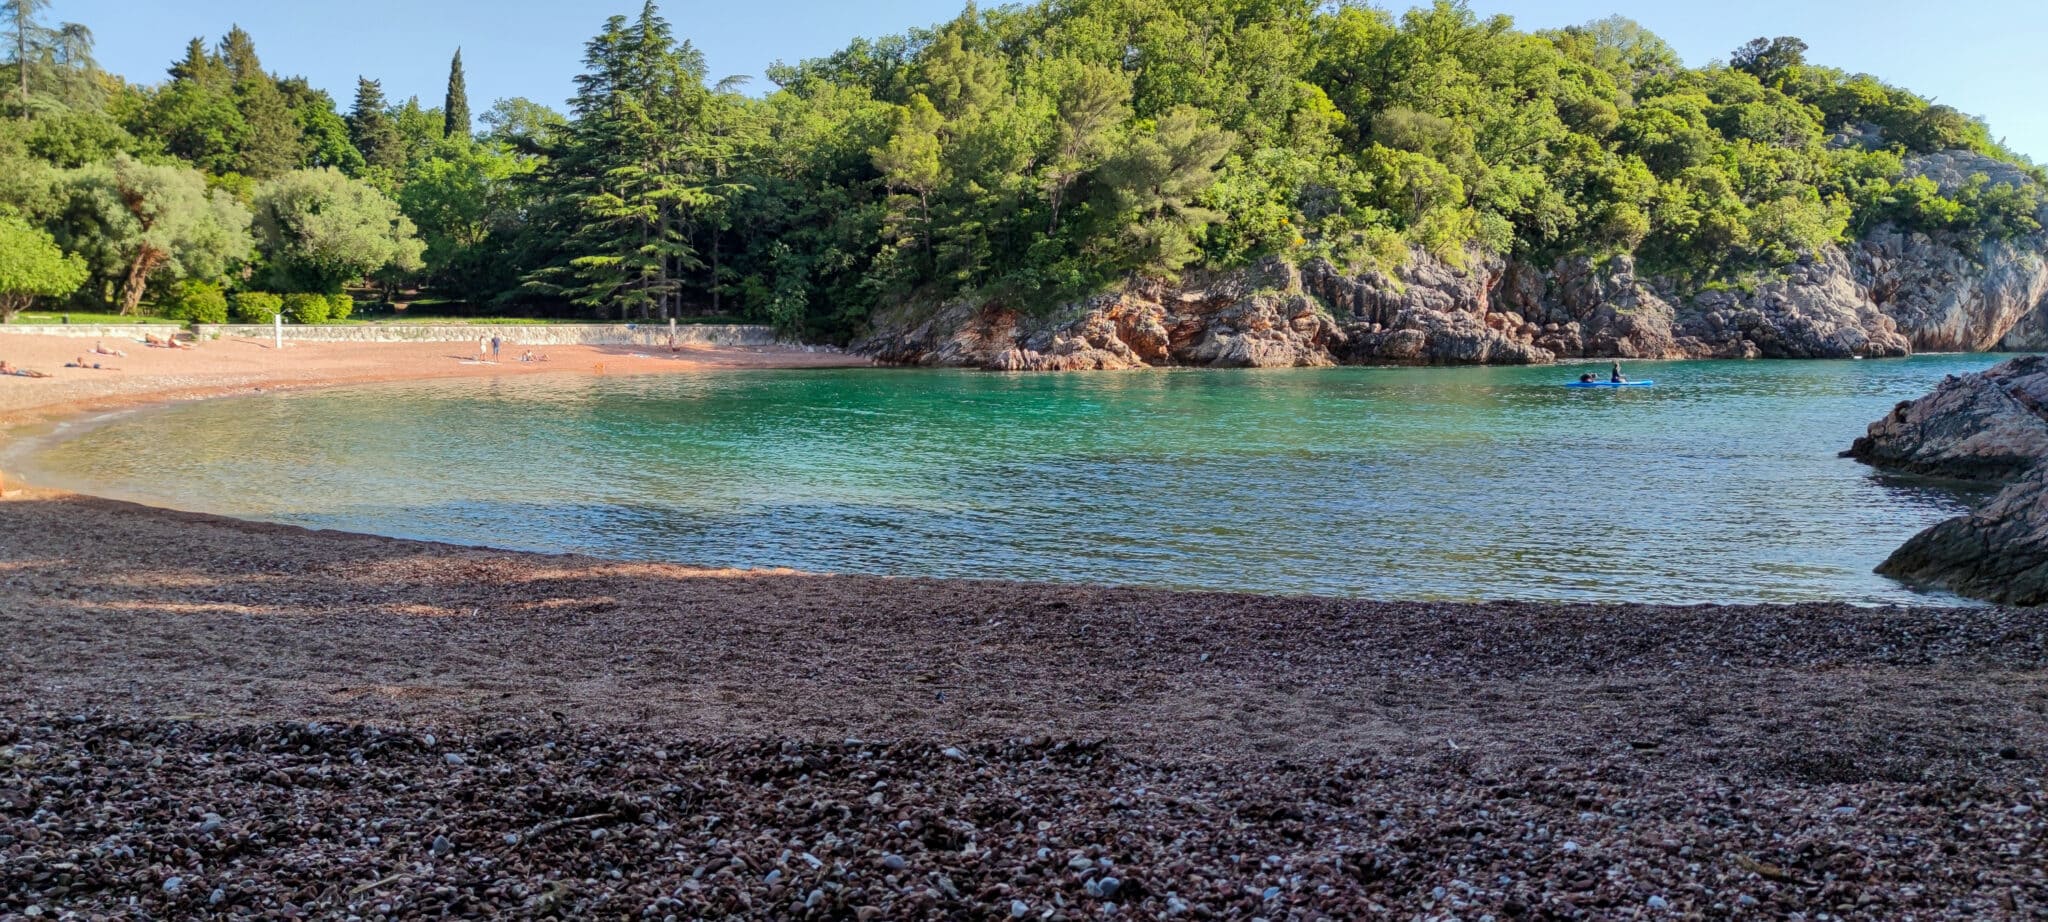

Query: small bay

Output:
[26, 355, 2023, 605]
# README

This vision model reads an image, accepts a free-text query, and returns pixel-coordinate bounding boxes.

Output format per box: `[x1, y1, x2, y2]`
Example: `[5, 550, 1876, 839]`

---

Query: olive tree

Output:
[251, 167, 423, 293]
[49, 154, 252, 314]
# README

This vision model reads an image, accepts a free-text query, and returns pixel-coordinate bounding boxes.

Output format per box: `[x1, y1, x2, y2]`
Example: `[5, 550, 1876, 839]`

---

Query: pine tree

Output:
[199, 26, 303, 178]
[443, 48, 470, 141]
[218, 25, 260, 81]
[525, 5, 712, 320]
[348, 77, 403, 170]
[4, 0, 53, 119]
[168, 36, 228, 89]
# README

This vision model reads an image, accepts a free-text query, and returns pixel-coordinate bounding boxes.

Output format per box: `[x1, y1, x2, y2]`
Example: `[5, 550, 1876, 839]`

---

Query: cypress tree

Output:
[348, 76, 403, 170]
[443, 48, 470, 141]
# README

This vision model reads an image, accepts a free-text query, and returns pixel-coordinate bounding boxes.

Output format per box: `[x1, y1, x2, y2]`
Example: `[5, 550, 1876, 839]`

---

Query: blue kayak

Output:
[1565, 380, 1655, 388]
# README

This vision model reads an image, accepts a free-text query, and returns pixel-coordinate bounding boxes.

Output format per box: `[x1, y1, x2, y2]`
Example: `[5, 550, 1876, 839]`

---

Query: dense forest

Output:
[0, 0, 2041, 337]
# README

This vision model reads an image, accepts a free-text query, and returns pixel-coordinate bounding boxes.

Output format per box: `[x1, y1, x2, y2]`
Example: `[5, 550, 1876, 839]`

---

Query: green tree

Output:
[251, 166, 424, 293]
[47, 154, 253, 313]
[1096, 105, 1235, 275]
[3, 0, 52, 120]
[216, 27, 303, 178]
[0, 212, 85, 321]
[871, 93, 944, 271]
[524, 4, 717, 319]
[443, 48, 470, 140]
[1730, 36, 1808, 85]
[279, 77, 363, 172]
[348, 77, 403, 171]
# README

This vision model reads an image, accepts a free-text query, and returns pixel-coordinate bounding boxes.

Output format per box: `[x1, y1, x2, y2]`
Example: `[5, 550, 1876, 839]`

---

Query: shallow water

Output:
[23, 355, 2023, 604]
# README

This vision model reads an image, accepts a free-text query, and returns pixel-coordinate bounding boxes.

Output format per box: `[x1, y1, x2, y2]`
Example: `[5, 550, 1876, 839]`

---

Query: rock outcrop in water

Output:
[1849, 354, 2048, 605]
[862, 150, 2048, 370]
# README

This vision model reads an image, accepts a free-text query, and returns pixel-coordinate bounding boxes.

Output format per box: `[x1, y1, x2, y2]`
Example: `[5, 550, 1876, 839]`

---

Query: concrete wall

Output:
[190, 322, 781, 347]
[0, 323, 188, 339]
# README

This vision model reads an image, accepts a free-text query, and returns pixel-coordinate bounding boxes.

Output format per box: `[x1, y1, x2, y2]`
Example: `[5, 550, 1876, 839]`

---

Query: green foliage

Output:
[281, 290, 328, 323]
[327, 290, 353, 321]
[250, 167, 424, 293]
[443, 49, 470, 140]
[0, 212, 87, 321]
[229, 289, 279, 323]
[46, 154, 253, 313]
[161, 277, 227, 323]
[3, 0, 2045, 337]
[348, 78, 403, 171]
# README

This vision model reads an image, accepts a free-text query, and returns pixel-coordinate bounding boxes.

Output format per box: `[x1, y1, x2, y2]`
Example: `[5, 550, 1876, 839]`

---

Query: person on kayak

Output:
[1579, 373, 1596, 384]
[1610, 361, 1626, 383]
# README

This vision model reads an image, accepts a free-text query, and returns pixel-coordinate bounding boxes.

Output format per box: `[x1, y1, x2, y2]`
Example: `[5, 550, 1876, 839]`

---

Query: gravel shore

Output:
[4, 492, 2047, 918]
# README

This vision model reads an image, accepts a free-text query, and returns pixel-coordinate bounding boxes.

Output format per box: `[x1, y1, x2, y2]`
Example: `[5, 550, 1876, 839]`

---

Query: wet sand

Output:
[2, 491, 2045, 918]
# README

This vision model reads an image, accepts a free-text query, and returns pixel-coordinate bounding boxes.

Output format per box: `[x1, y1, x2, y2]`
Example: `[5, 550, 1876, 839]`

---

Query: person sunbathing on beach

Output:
[92, 340, 127, 357]
[0, 360, 51, 378]
[65, 356, 112, 370]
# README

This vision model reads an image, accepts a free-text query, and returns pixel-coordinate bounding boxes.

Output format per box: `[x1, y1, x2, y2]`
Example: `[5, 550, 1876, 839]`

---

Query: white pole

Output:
[274, 312, 283, 350]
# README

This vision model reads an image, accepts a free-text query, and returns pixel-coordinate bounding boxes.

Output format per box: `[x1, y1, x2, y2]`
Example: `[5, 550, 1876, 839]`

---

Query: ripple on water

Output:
[24, 355, 2026, 605]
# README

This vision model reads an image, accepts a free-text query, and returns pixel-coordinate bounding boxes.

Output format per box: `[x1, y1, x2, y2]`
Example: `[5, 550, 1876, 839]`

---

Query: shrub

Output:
[327, 292, 355, 322]
[282, 292, 330, 324]
[163, 280, 229, 324]
[231, 291, 283, 324]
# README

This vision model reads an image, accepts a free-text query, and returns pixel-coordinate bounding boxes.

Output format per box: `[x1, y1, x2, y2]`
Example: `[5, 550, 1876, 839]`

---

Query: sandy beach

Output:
[1, 333, 2045, 918]
[0, 330, 867, 430]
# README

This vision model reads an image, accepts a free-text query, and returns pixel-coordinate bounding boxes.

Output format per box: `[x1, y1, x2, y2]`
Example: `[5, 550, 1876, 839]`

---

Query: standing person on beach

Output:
[491, 335, 501, 360]
[478, 336, 488, 363]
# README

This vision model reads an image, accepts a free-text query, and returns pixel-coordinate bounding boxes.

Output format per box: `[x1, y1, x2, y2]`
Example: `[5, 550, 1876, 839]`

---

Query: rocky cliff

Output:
[1848, 354, 2048, 606]
[862, 150, 2048, 370]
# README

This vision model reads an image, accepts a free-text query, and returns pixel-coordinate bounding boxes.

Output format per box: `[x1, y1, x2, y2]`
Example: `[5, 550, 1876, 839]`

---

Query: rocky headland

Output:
[1848, 354, 2048, 604]
[863, 151, 2048, 370]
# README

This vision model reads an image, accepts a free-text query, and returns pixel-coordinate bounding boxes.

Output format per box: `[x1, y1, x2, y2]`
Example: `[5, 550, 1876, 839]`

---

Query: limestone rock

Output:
[859, 150, 2048, 371]
[1846, 355, 2048, 481]
[1878, 466, 2048, 606]
[1849, 355, 2048, 605]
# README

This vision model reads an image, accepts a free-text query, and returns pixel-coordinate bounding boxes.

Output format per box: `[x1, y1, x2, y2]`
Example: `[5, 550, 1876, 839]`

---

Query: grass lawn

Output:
[11, 312, 175, 325]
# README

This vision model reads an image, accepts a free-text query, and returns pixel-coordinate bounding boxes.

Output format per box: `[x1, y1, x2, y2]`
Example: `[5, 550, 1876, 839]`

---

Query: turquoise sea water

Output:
[22, 355, 2024, 604]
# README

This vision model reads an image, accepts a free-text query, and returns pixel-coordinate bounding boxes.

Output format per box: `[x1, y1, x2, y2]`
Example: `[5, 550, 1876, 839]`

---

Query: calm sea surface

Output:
[23, 356, 2023, 604]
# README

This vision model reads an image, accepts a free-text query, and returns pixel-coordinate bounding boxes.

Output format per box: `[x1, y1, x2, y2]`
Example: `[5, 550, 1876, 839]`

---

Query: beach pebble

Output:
[881, 854, 907, 871]
[163, 876, 184, 894]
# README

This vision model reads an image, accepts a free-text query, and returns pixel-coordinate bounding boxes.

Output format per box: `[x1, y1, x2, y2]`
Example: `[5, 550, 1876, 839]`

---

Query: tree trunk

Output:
[0, 294, 27, 323]
[16, 12, 27, 123]
[119, 246, 166, 316]
[709, 232, 720, 315]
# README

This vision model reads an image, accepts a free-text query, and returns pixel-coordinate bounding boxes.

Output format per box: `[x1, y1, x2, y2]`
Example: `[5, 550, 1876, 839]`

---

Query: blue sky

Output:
[50, 0, 2048, 161]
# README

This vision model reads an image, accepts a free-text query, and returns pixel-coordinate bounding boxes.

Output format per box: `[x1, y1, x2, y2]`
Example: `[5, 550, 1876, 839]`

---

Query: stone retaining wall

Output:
[189, 322, 780, 346]
[0, 323, 189, 339]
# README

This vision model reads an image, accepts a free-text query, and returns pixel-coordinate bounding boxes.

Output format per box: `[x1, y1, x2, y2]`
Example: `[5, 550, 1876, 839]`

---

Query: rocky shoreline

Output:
[1848, 354, 2048, 605]
[861, 150, 2048, 371]
[5, 491, 2048, 917]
